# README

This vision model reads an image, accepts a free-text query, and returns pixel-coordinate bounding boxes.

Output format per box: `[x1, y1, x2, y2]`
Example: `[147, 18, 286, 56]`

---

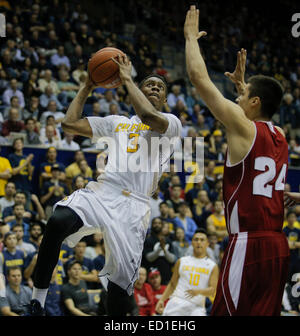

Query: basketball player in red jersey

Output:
[185, 6, 289, 315]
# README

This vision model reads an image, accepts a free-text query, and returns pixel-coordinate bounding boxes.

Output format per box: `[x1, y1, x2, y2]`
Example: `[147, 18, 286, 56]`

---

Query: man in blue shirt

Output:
[64, 240, 98, 289]
[174, 202, 198, 243]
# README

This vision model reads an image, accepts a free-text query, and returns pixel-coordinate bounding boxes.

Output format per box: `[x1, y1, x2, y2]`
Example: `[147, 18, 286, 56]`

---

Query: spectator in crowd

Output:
[167, 84, 186, 109]
[50, 45, 71, 71]
[149, 190, 163, 222]
[23, 234, 43, 287]
[39, 100, 65, 128]
[72, 175, 86, 192]
[0, 151, 12, 198]
[41, 164, 69, 219]
[93, 238, 106, 277]
[60, 132, 80, 151]
[21, 117, 41, 145]
[12, 224, 36, 256]
[0, 181, 15, 216]
[175, 202, 198, 243]
[133, 267, 155, 316]
[99, 90, 120, 115]
[2, 78, 25, 108]
[167, 184, 184, 214]
[74, 159, 93, 181]
[40, 147, 66, 184]
[61, 260, 93, 316]
[84, 232, 104, 260]
[39, 115, 62, 143]
[148, 267, 168, 314]
[65, 150, 92, 183]
[38, 69, 59, 95]
[22, 96, 41, 121]
[172, 227, 190, 259]
[8, 138, 34, 197]
[154, 58, 168, 78]
[0, 232, 26, 277]
[158, 201, 177, 233]
[206, 200, 227, 242]
[143, 217, 176, 285]
[57, 70, 79, 106]
[283, 211, 300, 281]
[2, 191, 43, 226]
[7, 204, 30, 241]
[44, 265, 64, 316]
[40, 125, 61, 148]
[72, 59, 88, 85]
[64, 240, 98, 289]
[27, 222, 43, 250]
[40, 86, 64, 112]
[206, 233, 221, 265]
[3, 95, 23, 120]
[1, 108, 25, 137]
[0, 266, 32, 316]
[192, 190, 213, 229]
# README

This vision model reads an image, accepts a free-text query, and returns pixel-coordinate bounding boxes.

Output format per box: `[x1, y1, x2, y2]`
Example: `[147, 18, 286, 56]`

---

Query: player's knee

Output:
[47, 207, 70, 236]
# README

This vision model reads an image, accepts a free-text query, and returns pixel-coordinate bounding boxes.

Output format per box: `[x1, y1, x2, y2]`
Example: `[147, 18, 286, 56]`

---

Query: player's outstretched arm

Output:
[284, 192, 300, 208]
[184, 5, 252, 135]
[61, 75, 95, 138]
[112, 54, 169, 133]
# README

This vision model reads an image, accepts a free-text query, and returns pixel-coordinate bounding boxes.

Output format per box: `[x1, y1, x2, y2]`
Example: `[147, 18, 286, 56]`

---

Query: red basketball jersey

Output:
[223, 121, 288, 234]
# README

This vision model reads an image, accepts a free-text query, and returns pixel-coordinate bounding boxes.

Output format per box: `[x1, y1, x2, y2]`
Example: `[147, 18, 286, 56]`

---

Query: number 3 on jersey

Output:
[253, 156, 287, 198]
[127, 133, 140, 153]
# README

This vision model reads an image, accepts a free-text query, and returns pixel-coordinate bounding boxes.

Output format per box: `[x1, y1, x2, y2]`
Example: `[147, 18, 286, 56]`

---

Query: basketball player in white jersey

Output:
[156, 229, 219, 316]
[26, 54, 182, 316]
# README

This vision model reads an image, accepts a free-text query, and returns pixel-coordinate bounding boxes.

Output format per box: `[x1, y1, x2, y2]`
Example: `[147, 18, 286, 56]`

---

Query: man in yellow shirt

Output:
[0, 152, 12, 197]
[65, 150, 92, 187]
[206, 200, 227, 242]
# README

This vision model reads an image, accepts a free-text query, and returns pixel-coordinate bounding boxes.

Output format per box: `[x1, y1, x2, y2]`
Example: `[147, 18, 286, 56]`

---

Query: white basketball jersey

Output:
[172, 255, 216, 307]
[86, 113, 182, 196]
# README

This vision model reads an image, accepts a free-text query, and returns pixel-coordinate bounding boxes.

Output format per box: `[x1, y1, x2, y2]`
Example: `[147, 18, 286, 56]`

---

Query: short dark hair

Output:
[67, 260, 82, 271]
[25, 117, 35, 124]
[192, 228, 208, 238]
[139, 74, 168, 94]
[7, 266, 22, 276]
[12, 137, 24, 148]
[247, 75, 284, 119]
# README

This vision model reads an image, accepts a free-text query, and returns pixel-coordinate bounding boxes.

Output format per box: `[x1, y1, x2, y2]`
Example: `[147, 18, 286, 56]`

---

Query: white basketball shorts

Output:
[163, 296, 206, 316]
[54, 180, 151, 295]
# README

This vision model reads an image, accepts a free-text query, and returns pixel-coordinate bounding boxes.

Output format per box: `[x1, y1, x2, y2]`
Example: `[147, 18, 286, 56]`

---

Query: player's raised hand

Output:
[225, 48, 247, 90]
[111, 54, 132, 84]
[284, 192, 300, 208]
[184, 5, 207, 40]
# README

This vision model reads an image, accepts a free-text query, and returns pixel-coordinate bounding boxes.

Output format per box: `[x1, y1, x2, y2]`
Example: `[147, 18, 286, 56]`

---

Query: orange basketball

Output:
[88, 47, 125, 89]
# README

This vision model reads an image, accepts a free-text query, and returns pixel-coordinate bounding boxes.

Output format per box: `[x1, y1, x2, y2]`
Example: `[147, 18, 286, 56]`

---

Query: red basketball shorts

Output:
[211, 231, 290, 316]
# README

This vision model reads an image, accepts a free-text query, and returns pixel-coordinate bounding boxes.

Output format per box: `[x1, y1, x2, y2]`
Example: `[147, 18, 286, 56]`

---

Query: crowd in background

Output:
[0, 0, 299, 316]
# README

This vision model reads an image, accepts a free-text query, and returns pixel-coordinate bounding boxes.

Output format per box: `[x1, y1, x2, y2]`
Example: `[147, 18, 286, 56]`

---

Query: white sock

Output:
[32, 287, 49, 308]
